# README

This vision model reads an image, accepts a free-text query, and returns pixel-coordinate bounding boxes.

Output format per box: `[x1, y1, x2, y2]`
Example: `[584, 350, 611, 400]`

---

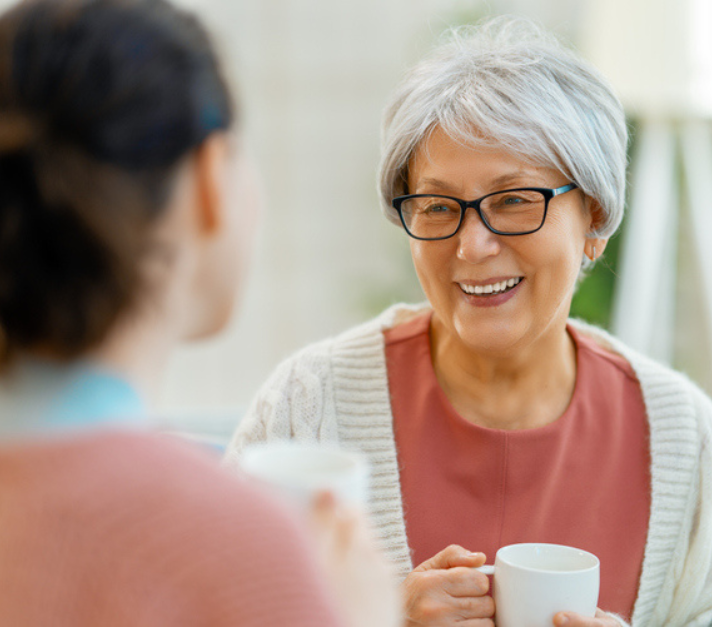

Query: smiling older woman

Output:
[225, 17, 712, 627]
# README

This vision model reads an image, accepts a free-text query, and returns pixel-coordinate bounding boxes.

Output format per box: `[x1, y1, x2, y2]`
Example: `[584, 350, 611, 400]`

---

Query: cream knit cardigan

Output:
[224, 304, 712, 627]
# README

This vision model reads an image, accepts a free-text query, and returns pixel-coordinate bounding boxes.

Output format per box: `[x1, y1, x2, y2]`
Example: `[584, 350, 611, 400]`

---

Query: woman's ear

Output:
[192, 132, 230, 236]
[582, 196, 608, 261]
[584, 196, 607, 235]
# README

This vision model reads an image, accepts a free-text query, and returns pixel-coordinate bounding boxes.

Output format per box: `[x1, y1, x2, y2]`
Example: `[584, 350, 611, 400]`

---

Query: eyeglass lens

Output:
[399, 189, 547, 239]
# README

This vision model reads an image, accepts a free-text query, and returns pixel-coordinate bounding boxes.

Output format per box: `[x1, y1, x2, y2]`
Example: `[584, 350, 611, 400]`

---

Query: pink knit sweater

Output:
[0, 429, 346, 626]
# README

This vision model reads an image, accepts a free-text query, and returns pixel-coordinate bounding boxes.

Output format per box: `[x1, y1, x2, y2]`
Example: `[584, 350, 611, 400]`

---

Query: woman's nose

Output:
[456, 209, 501, 263]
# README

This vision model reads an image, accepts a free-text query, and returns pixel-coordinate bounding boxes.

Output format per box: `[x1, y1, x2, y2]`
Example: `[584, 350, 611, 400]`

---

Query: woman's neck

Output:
[429, 317, 578, 430]
[87, 306, 182, 407]
[87, 235, 201, 407]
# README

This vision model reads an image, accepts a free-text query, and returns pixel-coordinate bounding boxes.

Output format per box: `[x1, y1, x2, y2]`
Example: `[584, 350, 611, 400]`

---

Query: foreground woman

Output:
[226, 17, 712, 627]
[0, 1, 398, 625]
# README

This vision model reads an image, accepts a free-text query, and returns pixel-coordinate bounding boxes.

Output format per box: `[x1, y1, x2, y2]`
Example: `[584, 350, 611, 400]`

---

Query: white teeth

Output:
[459, 277, 521, 296]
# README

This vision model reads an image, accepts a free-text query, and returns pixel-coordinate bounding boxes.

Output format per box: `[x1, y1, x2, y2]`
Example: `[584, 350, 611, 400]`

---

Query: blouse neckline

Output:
[386, 311, 599, 436]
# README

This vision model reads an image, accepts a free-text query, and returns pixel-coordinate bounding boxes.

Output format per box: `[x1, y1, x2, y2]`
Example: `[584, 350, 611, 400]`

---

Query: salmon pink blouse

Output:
[385, 313, 650, 621]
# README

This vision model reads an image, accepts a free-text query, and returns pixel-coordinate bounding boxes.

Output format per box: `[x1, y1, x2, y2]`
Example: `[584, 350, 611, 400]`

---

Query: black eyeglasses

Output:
[392, 183, 578, 240]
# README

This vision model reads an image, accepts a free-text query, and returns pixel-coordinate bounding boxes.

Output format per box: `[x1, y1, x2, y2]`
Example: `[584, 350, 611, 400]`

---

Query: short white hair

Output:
[378, 16, 628, 238]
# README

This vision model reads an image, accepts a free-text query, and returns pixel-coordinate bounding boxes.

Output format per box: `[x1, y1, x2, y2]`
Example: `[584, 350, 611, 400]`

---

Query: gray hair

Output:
[378, 16, 628, 238]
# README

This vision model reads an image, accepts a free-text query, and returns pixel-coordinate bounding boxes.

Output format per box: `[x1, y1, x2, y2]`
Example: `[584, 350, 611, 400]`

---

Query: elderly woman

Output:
[225, 17, 712, 627]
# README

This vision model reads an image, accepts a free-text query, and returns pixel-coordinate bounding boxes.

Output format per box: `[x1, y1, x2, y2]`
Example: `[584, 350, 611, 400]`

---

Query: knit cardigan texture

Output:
[224, 303, 712, 627]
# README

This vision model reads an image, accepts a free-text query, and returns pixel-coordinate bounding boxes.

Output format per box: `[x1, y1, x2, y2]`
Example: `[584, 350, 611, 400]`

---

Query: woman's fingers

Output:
[403, 549, 494, 626]
[441, 566, 490, 597]
[311, 491, 338, 532]
[404, 588, 494, 624]
[553, 609, 621, 626]
[454, 593, 495, 617]
[413, 544, 487, 572]
[309, 491, 402, 627]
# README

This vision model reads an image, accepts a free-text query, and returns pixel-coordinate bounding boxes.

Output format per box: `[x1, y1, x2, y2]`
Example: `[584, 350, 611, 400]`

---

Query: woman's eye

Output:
[502, 195, 527, 205]
[487, 192, 542, 210]
[427, 204, 452, 213]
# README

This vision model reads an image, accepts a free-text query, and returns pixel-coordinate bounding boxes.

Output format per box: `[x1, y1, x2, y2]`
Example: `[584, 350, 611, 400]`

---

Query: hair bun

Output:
[0, 112, 41, 153]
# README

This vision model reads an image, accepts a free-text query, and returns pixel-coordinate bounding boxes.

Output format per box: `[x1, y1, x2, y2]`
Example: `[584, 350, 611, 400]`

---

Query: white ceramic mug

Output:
[476, 543, 600, 627]
[239, 441, 369, 508]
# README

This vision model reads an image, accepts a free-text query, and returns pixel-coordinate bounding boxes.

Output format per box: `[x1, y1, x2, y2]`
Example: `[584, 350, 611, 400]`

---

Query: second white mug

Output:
[477, 543, 600, 627]
[239, 441, 369, 508]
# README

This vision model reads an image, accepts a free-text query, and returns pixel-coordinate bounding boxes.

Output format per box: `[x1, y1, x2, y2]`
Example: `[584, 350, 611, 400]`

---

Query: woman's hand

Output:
[310, 492, 402, 627]
[553, 609, 622, 626]
[402, 544, 495, 626]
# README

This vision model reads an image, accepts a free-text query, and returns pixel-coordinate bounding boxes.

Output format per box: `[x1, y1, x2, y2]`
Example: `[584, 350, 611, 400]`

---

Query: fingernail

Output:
[468, 551, 485, 558]
[556, 615, 569, 626]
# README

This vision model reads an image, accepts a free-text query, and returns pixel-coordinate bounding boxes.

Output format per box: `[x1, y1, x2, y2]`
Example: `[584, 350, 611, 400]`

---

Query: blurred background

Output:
[147, 0, 712, 442]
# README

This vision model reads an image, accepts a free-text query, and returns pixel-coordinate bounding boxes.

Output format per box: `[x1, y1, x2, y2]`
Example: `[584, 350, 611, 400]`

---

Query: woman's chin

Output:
[451, 314, 529, 357]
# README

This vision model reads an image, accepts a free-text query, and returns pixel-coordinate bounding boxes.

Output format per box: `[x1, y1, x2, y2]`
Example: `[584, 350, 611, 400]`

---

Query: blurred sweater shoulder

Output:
[0, 429, 345, 627]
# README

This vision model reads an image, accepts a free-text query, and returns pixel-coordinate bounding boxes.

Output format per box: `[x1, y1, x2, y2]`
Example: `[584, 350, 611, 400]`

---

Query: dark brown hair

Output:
[0, 0, 234, 364]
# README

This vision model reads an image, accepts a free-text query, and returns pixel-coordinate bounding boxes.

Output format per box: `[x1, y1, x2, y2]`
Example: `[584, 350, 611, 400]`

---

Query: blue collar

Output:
[0, 359, 147, 439]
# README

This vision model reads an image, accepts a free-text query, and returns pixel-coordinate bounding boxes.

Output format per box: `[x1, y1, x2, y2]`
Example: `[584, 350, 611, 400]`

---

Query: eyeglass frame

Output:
[391, 183, 579, 240]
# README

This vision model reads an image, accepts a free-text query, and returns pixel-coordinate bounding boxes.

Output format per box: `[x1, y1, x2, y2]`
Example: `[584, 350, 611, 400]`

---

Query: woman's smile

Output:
[456, 276, 524, 307]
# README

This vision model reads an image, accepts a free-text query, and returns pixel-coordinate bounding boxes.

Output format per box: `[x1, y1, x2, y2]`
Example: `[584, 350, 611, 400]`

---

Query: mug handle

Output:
[475, 565, 495, 575]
